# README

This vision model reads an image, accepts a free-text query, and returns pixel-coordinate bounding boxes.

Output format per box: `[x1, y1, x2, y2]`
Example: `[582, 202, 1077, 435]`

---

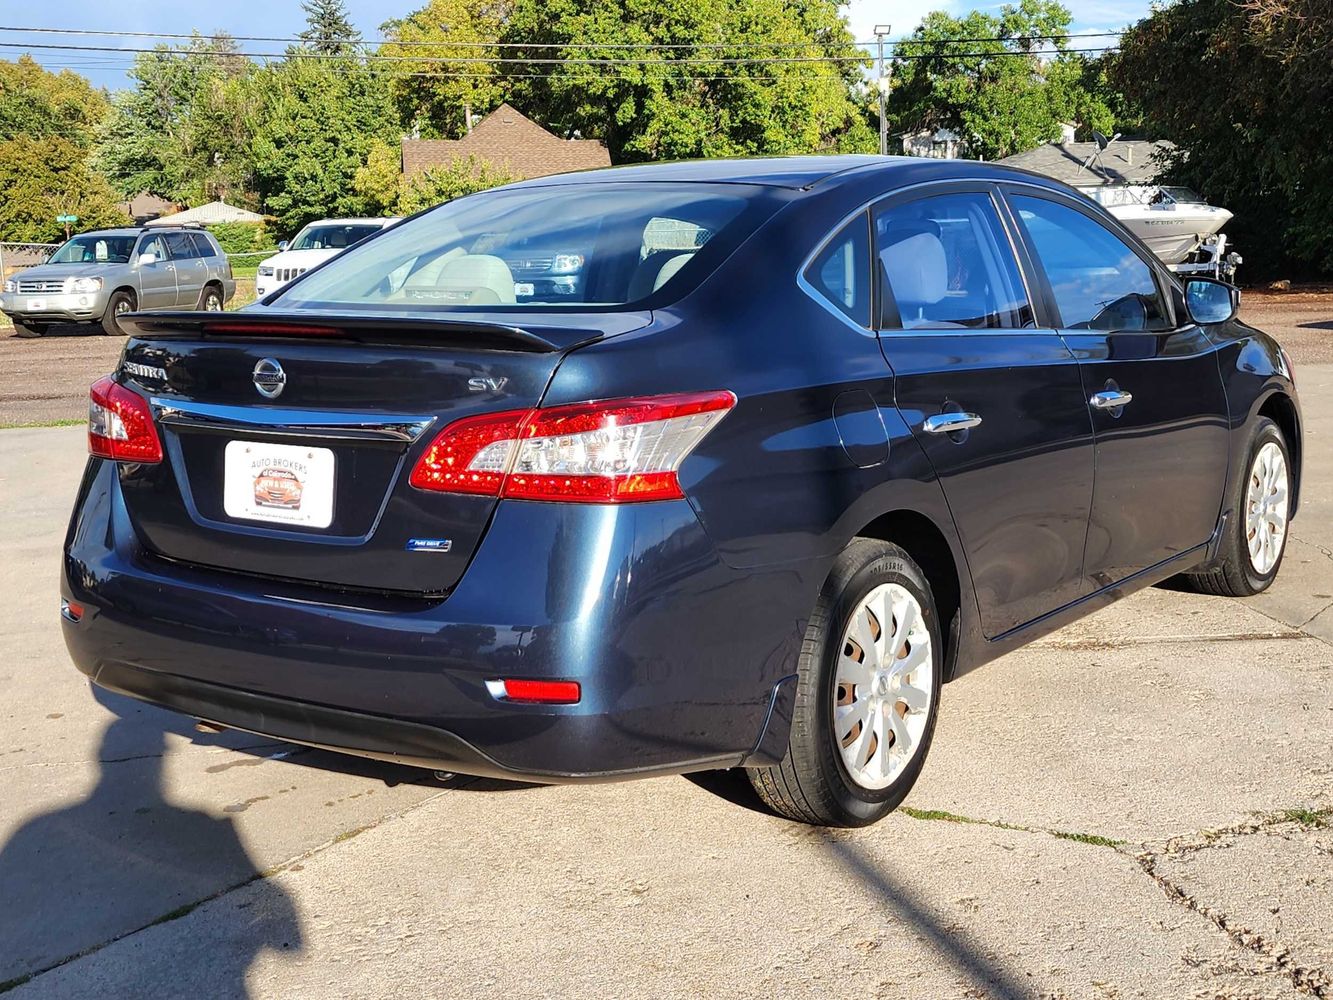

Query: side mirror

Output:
[1184, 277, 1238, 325]
[277, 240, 289, 252]
[137, 252, 158, 267]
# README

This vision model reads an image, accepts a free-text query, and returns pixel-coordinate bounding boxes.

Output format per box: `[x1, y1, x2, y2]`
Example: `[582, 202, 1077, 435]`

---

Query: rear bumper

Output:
[62, 459, 810, 780]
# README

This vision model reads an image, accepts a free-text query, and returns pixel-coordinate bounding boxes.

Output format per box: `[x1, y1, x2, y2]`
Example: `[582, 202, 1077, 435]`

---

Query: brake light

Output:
[88, 376, 163, 463]
[410, 391, 735, 503]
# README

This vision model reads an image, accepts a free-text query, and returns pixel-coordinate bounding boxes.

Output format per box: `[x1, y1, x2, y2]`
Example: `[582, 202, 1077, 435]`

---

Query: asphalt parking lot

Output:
[1, 300, 1329, 998]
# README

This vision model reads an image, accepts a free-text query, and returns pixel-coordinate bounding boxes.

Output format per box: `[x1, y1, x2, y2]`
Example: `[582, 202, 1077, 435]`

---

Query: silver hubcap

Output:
[834, 583, 934, 790]
[205, 293, 221, 311]
[1246, 441, 1288, 575]
[115, 299, 131, 315]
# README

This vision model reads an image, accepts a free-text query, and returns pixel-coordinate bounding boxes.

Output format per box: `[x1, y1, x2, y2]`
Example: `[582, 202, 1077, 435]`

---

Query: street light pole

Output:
[874, 24, 891, 156]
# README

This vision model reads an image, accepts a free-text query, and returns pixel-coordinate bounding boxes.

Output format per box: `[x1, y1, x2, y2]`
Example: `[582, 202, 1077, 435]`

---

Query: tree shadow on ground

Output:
[0, 713, 303, 992]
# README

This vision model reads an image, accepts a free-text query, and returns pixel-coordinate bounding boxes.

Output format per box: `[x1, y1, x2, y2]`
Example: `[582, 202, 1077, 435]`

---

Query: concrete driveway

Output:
[1, 362, 1329, 996]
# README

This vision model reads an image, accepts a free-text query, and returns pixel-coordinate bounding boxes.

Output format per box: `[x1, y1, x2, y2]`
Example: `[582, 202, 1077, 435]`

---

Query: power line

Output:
[0, 23, 1126, 51]
[0, 38, 1116, 66]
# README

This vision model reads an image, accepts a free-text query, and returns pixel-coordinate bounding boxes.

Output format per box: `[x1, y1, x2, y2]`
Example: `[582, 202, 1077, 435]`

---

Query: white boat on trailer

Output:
[1075, 133, 1242, 280]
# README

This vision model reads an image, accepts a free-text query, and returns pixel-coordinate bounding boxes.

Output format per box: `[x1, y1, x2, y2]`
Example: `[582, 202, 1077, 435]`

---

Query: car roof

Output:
[502, 155, 1074, 194]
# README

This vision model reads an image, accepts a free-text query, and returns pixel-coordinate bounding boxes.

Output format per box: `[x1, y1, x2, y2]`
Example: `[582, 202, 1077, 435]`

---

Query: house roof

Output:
[144, 200, 265, 226]
[997, 139, 1176, 185]
[401, 103, 611, 180]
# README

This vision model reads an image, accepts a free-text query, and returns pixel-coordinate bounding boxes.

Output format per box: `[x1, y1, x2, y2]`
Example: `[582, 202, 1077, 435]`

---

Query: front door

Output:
[1004, 190, 1230, 588]
[874, 186, 1096, 638]
[134, 234, 177, 309]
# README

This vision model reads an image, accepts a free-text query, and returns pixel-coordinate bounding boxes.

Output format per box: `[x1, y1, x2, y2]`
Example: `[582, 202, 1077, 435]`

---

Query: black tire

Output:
[11, 319, 46, 338]
[101, 289, 136, 336]
[1180, 416, 1290, 597]
[748, 538, 943, 827]
[198, 283, 224, 312]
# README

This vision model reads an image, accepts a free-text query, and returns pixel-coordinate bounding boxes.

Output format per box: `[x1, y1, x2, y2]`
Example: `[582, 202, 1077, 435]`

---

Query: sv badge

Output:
[467, 377, 509, 393]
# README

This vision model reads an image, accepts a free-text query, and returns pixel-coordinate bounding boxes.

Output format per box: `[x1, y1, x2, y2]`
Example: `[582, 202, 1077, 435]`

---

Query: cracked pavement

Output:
[0, 346, 1329, 997]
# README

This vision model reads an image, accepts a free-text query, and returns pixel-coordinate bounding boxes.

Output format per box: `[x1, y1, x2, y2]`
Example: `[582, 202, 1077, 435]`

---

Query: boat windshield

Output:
[1157, 186, 1205, 205]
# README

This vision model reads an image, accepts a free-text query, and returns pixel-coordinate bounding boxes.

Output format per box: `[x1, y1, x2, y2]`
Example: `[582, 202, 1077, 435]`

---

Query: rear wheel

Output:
[1181, 416, 1290, 597]
[11, 319, 46, 338]
[198, 284, 224, 311]
[748, 538, 942, 827]
[101, 289, 136, 336]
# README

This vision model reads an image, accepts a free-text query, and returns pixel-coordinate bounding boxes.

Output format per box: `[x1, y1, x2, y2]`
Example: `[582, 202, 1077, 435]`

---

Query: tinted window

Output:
[290, 224, 384, 250]
[162, 232, 199, 260]
[1012, 195, 1170, 332]
[804, 215, 870, 326]
[188, 233, 218, 258]
[874, 192, 1031, 330]
[277, 184, 777, 311]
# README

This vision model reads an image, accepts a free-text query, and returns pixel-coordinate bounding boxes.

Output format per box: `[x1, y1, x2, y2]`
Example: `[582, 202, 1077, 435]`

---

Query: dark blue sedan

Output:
[62, 156, 1302, 826]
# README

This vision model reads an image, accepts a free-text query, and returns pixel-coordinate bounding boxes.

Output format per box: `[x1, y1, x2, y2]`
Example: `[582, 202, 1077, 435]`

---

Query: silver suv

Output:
[1, 226, 235, 337]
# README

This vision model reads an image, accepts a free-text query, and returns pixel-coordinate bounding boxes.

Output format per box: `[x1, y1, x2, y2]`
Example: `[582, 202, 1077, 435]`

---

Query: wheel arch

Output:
[854, 508, 964, 683]
[1256, 389, 1301, 515]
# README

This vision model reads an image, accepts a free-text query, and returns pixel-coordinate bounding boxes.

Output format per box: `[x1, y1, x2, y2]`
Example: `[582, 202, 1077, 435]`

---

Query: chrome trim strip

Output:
[149, 397, 436, 443]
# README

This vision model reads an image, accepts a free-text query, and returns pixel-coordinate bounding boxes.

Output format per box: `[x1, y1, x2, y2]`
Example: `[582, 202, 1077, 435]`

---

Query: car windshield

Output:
[289, 224, 384, 251]
[48, 235, 136, 264]
[274, 183, 774, 311]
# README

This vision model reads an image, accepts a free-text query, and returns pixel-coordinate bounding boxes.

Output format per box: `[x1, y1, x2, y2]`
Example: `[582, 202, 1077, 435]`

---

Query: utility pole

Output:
[874, 25, 891, 156]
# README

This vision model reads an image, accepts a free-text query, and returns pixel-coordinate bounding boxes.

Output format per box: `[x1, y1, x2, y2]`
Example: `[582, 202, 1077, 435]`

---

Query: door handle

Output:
[1090, 390, 1133, 410]
[923, 412, 983, 434]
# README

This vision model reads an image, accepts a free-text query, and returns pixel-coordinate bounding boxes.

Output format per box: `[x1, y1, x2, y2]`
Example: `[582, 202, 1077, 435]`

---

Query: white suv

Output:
[255, 218, 399, 298]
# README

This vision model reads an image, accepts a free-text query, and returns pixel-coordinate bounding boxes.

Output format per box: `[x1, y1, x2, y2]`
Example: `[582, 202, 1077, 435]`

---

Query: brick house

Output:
[400, 104, 611, 181]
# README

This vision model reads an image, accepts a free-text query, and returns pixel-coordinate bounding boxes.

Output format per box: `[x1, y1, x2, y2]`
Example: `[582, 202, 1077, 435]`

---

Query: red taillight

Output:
[88, 376, 162, 463]
[495, 679, 582, 704]
[409, 391, 735, 504]
[203, 322, 341, 337]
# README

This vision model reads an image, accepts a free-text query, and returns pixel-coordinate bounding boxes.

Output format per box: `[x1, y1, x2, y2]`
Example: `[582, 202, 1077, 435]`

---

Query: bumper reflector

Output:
[60, 599, 84, 623]
[486, 678, 582, 705]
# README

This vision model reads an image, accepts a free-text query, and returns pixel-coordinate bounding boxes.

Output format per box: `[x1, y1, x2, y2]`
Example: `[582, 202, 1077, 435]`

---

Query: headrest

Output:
[629, 250, 694, 300]
[435, 254, 516, 305]
[879, 226, 948, 308]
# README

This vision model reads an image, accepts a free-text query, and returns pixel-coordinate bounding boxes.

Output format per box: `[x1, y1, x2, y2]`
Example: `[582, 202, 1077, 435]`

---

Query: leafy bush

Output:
[397, 155, 519, 215]
[207, 220, 273, 256]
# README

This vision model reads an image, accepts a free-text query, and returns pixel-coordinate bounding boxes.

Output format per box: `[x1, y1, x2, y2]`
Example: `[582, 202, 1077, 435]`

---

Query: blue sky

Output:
[5, 0, 1153, 90]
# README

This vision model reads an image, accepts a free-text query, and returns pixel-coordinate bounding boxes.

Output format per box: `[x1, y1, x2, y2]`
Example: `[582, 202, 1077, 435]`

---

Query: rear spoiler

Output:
[122, 310, 566, 353]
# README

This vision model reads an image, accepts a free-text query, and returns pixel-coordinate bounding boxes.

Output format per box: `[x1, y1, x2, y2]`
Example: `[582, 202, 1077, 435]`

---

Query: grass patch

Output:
[0, 418, 85, 430]
[146, 900, 202, 928]
[1276, 806, 1331, 828]
[0, 974, 34, 994]
[901, 806, 1120, 847]
[1052, 830, 1125, 848]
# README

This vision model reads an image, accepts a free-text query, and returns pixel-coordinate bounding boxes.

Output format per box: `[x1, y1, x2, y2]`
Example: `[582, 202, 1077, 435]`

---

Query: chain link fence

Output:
[0, 242, 62, 281]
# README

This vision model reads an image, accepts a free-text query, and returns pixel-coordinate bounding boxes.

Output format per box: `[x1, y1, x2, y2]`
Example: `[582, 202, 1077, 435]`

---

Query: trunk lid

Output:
[115, 309, 650, 594]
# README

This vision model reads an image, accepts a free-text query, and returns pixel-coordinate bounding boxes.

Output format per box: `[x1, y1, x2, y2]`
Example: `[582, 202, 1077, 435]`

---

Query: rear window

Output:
[274, 183, 777, 312]
[290, 224, 384, 250]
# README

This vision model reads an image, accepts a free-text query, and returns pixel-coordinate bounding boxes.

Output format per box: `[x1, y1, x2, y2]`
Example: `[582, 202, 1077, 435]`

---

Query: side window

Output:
[189, 233, 217, 258]
[137, 235, 166, 261]
[874, 192, 1031, 330]
[803, 214, 870, 326]
[1011, 195, 1170, 332]
[162, 232, 198, 260]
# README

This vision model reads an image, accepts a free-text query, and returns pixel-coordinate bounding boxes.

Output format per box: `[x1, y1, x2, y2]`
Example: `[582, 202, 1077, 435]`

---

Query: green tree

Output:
[298, 0, 362, 55]
[397, 155, 519, 213]
[95, 34, 256, 204]
[889, 1, 1117, 160]
[499, 0, 874, 162]
[379, 0, 509, 138]
[1112, 0, 1333, 276]
[0, 136, 129, 242]
[0, 55, 110, 146]
[246, 58, 399, 235]
[352, 139, 405, 215]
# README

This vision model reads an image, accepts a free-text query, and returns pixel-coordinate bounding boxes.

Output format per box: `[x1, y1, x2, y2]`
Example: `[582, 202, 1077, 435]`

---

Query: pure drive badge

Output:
[406, 538, 453, 553]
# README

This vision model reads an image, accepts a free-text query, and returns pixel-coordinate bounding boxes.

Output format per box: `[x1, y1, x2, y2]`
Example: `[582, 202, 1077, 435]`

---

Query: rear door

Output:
[134, 234, 177, 309]
[160, 231, 203, 307]
[874, 184, 1095, 638]
[1003, 189, 1229, 587]
[113, 311, 648, 595]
